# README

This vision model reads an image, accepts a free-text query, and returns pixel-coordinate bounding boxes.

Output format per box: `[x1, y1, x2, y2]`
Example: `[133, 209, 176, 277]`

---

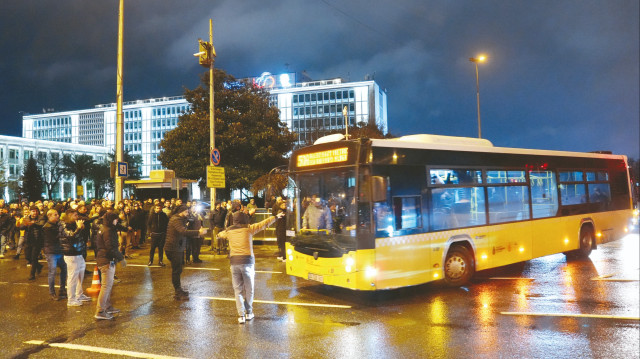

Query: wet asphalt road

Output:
[0, 232, 638, 359]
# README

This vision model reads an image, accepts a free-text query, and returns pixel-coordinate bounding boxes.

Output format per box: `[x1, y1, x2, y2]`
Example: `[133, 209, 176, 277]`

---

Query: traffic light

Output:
[196, 39, 214, 67]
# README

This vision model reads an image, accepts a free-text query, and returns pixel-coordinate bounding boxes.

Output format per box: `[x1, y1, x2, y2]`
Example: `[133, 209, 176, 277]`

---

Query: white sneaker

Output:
[78, 294, 92, 302]
[67, 301, 82, 307]
[238, 316, 245, 324]
[245, 313, 254, 321]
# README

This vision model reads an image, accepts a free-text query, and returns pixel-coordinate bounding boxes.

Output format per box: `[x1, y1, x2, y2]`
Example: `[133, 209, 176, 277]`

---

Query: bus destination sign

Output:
[297, 147, 348, 167]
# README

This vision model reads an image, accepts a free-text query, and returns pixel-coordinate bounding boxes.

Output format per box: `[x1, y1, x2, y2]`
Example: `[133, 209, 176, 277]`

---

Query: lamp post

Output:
[469, 55, 486, 139]
[115, 0, 125, 202]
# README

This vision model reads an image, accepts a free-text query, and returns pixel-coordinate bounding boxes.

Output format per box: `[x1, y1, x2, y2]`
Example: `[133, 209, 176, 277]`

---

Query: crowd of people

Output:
[0, 196, 288, 324]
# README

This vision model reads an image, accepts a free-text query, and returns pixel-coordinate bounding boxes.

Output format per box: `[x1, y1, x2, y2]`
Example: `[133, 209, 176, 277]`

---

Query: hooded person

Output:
[94, 211, 126, 320]
[218, 208, 284, 324]
[164, 205, 208, 300]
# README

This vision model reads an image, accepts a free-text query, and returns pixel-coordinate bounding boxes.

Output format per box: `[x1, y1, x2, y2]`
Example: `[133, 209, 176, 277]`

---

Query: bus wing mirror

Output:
[371, 176, 388, 202]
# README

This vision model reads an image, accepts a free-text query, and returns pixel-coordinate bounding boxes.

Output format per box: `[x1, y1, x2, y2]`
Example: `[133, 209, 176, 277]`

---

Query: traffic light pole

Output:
[115, 0, 124, 203]
[209, 19, 216, 206]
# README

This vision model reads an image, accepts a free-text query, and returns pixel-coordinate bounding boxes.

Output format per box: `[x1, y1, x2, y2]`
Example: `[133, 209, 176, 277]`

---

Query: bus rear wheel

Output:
[565, 228, 594, 260]
[443, 246, 475, 287]
[575, 228, 594, 258]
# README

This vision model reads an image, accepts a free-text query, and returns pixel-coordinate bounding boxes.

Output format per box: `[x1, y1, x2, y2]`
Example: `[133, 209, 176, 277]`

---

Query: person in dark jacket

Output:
[209, 202, 227, 253]
[147, 203, 168, 266]
[130, 202, 146, 248]
[164, 205, 207, 300]
[95, 211, 126, 320]
[42, 209, 67, 301]
[60, 209, 92, 307]
[118, 205, 134, 257]
[185, 203, 204, 264]
[23, 207, 46, 279]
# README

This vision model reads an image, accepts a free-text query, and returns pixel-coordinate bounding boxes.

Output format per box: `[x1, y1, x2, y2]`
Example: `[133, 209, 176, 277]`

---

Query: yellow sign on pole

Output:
[207, 166, 225, 188]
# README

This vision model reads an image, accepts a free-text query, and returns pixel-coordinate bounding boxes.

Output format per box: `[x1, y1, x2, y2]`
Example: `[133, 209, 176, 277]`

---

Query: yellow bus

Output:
[285, 134, 636, 290]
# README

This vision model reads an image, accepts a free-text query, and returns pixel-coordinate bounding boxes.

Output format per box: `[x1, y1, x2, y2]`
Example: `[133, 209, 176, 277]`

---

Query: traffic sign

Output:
[211, 148, 221, 166]
[117, 162, 128, 177]
[207, 166, 225, 188]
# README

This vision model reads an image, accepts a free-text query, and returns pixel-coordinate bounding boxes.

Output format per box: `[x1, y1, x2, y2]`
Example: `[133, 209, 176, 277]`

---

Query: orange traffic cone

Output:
[86, 265, 101, 295]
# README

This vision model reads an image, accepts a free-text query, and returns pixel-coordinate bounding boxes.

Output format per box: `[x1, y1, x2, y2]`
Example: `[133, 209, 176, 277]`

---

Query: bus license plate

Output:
[308, 273, 324, 283]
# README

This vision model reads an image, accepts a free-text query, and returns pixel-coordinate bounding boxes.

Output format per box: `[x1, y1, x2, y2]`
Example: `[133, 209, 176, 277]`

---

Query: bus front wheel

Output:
[443, 246, 475, 287]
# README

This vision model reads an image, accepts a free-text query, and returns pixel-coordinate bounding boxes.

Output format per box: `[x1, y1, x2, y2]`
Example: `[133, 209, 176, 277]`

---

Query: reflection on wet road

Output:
[1, 233, 638, 358]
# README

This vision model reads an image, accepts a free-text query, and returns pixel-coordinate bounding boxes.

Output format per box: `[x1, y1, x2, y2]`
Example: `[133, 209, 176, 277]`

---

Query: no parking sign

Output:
[211, 148, 221, 166]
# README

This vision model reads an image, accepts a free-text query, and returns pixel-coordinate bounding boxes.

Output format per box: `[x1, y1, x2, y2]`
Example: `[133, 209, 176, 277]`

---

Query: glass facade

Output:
[0, 135, 108, 201]
[22, 77, 387, 178]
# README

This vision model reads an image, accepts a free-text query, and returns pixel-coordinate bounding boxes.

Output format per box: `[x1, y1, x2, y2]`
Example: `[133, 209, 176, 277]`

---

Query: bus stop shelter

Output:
[125, 170, 196, 201]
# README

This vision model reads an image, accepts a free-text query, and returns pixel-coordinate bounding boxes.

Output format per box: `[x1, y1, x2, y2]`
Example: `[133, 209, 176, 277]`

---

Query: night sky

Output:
[1, 0, 638, 159]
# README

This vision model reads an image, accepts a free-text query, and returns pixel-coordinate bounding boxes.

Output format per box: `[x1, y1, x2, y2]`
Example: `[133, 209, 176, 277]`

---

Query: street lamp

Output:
[469, 55, 486, 139]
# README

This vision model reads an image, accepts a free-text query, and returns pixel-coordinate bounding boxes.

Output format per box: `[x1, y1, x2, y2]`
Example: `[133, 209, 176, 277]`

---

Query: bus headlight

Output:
[365, 266, 378, 279]
[345, 257, 355, 273]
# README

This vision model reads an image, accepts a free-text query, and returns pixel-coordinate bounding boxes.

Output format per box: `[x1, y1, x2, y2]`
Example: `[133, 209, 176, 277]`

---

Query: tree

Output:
[36, 152, 65, 200]
[103, 150, 143, 196]
[20, 157, 43, 201]
[0, 158, 6, 200]
[87, 160, 112, 200]
[62, 154, 95, 188]
[159, 69, 296, 199]
[251, 166, 289, 200]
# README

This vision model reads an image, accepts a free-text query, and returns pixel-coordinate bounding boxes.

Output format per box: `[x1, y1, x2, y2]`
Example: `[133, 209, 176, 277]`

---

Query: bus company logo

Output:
[297, 147, 348, 167]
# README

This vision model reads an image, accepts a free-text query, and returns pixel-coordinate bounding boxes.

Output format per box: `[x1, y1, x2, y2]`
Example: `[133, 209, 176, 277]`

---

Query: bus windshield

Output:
[292, 168, 358, 249]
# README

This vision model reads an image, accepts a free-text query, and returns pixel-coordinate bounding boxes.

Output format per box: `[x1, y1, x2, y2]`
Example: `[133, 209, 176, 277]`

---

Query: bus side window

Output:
[430, 187, 485, 230]
[488, 185, 530, 223]
[530, 171, 559, 218]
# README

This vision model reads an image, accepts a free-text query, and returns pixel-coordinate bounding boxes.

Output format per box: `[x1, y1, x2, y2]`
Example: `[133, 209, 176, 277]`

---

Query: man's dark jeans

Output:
[165, 250, 184, 293]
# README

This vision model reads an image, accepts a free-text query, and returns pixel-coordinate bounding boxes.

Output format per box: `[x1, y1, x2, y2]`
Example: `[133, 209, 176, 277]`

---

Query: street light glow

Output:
[469, 53, 488, 138]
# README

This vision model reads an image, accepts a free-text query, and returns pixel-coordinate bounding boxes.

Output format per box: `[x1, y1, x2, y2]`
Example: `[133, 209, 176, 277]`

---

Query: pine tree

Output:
[20, 157, 44, 201]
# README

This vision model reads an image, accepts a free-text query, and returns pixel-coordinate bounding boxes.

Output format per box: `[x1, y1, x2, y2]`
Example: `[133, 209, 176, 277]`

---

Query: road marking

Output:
[33, 261, 279, 273]
[183, 267, 221, 271]
[591, 272, 639, 282]
[501, 312, 639, 320]
[594, 273, 617, 279]
[488, 277, 535, 281]
[24, 340, 189, 359]
[197, 296, 352, 309]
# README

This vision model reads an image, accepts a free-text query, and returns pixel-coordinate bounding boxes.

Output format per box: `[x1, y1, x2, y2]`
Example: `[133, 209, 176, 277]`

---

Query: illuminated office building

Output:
[0, 135, 109, 201]
[21, 73, 387, 178]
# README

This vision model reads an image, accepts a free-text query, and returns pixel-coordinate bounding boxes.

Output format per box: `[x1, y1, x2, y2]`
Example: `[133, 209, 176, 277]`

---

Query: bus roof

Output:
[369, 134, 627, 160]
